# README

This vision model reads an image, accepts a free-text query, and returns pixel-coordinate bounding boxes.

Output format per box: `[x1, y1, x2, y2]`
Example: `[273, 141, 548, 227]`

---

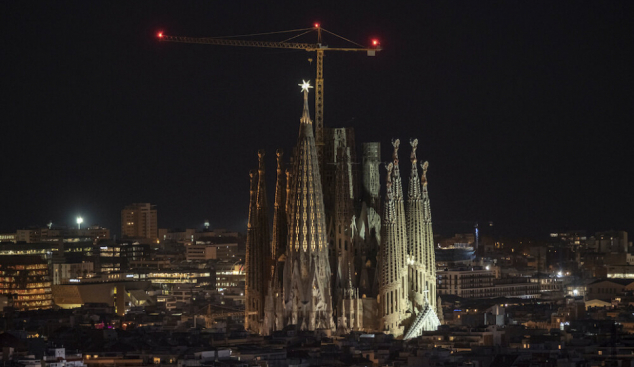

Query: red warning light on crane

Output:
[372, 39, 379, 46]
[314, 23, 320, 28]
[158, 32, 164, 38]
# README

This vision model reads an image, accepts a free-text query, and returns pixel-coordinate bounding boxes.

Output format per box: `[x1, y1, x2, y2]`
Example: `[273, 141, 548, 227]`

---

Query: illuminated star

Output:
[299, 80, 313, 93]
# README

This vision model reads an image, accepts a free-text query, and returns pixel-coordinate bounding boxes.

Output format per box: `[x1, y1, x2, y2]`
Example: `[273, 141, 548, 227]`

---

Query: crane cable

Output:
[321, 28, 366, 48]
[280, 29, 315, 43]
[206, 27, 314, 39]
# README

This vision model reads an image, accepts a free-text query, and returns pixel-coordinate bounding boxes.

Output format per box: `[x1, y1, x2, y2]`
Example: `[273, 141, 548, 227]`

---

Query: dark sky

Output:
[2, 1, 633, 238]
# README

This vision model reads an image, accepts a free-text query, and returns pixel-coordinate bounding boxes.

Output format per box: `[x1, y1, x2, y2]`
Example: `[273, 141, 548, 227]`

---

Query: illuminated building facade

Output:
[249, 83, 440, 337]
[437, 267, 540, 299]
[1, 226, 110, 244]
[0, 255, 53, 310]
[215, 261, 245, 290]
[0, 233, 17, 243]
[53, 261, 95, 285]
[98, 241, 150, 273]
[121, 203, 158, 240]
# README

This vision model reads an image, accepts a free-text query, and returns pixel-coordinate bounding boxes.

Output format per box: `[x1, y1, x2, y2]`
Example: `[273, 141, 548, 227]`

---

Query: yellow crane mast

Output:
[157, 24, 381, 157]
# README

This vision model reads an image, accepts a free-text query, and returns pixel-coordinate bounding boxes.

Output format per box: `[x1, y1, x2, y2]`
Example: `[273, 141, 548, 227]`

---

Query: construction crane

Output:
[157, 24, 381, 155]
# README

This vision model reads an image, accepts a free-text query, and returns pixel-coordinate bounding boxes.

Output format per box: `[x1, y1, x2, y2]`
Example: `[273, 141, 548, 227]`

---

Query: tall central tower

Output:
[282, 82, 335, 332]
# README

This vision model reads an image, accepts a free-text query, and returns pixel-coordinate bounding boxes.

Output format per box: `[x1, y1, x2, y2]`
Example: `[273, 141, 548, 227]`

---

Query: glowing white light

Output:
[573, 289, 579, 295]
[299, 80, 313, 93]
[77, 216, 84, 229]
[486, 265, 490, 271]
[557, 271, 563, 278]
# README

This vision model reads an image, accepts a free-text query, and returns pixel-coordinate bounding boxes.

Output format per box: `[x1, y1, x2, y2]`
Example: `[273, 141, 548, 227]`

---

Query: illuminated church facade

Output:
[245, 81, 440, 338]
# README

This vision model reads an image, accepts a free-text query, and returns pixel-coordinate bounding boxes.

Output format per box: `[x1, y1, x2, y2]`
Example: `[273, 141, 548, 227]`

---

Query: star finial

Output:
[299, 80, 313, 93]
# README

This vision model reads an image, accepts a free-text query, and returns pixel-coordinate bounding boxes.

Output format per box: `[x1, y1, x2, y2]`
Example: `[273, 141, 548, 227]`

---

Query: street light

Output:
[77, 216, 84, 230]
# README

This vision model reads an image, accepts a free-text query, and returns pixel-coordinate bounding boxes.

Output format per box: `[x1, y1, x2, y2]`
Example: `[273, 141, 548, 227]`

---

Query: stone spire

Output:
[271, 149, 287, 262]
[406, 139, 426, 309]
[390, 139, 410, 317]
[408, 139, 421, 201]
[335, 147, 355, 284]
[333, 146, 359, 331]
[403, 153, 441, 339]
[256, 150, 271, 252]
[391, 139, 408, 268]
[245, 151, 271, 334]
[420, 160, 436, 307]
[282, 82, 334, 332]
[379, 162, 405, 336]
[263, 150, 288, 335]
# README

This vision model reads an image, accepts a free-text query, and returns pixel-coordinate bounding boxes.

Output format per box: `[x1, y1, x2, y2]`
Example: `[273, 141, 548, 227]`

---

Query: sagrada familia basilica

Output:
[245, 81, 441, 338]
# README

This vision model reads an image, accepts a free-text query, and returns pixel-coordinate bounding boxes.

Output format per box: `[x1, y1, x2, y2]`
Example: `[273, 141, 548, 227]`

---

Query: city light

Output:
[76, 216, 83, 229]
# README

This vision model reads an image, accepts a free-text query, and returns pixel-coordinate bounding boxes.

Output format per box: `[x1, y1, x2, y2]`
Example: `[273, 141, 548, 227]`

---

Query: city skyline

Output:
[2, 1, 632, 237]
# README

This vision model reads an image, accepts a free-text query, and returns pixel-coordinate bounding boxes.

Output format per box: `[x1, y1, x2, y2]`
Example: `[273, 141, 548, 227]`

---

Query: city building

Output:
[585, 278, 634, 301]
[121, 203, 157, 241]
[2, 226, 110, 244]
[52, 261, 95, 285]
[185, 240, 240, 261]
[158, 227, 241, 243]
[0, 233, 17, 242]
[0, 255, 53, 310]
[593, 230, 630, 253]
[98, 241, 151, 273]
[437, 267, 540, 299]
[16, 228, 41, 243]
[52, 281, 152, 315]
[43, 348, 85, 367]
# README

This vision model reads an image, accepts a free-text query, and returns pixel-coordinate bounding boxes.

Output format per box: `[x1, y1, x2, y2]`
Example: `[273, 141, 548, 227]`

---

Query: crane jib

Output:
[159, 36, 380, 52]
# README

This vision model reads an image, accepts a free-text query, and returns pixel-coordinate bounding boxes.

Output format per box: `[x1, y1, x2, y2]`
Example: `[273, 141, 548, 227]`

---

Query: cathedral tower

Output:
[271, 149, 287, 263]
[390, 139, 410, 318]
[263, 149, 288, 335]
[402, 142, 440, 339]
[245, 151, 271, 333]
[406, 139, 427, 310]
[420, 160, 437, 311]
[379, 162, 406, 336]
[281, 82, 335, 332]
[333, 146, 363, 332]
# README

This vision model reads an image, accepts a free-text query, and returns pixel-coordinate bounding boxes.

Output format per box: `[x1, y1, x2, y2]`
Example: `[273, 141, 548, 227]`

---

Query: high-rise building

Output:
[121, 203, 157, 240]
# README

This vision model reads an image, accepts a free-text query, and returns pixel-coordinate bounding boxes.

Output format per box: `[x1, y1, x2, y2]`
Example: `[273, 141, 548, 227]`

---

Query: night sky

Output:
[2, 1, 633, 238]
